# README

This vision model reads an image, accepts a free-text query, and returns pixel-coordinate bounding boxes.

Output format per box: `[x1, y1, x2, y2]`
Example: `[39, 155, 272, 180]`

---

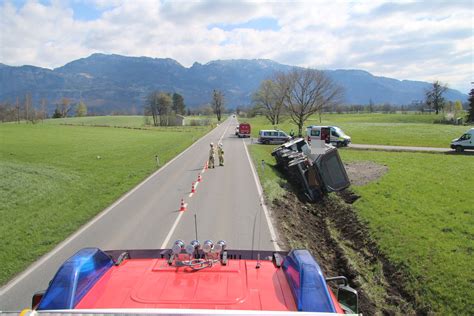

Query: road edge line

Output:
[0, 124, 218, 295]
[242, 139, 281, 251]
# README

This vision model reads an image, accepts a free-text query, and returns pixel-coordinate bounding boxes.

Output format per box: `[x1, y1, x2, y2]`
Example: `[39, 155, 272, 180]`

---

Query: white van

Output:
[306, 126, 351, 147]
[450, 128, 474, 152]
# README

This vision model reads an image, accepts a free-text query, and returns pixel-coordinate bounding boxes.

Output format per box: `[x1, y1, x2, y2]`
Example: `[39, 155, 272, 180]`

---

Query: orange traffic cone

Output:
[191, 182, 196, 193]
[197, 174, 202, 182]
[179, 199, 187, 212]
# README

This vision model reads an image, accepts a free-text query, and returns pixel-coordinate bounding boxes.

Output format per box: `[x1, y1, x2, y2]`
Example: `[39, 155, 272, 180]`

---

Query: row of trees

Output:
[51, 98, 88, 118]
[0, 95, 46, 123]
[145, 92, 186, 126]
[145, 89, 225, 126]
[253, 68, 343, 136]
[0, 95, 88, 123]
[2, 82, 473, 125]
[252, 75, 474, 127]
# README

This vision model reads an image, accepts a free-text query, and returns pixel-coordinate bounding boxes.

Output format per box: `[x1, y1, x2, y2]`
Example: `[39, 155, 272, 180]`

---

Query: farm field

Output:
[46, 115, 219, 128]
[0, 123, 210, 285]
[243, 113, 470, 148]
[249, 144, 474, 314]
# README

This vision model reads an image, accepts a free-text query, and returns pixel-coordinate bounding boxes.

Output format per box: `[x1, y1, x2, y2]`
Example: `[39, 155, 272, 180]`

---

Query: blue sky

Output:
[0, 0, 472, 92]
[208, 17, 280, 32]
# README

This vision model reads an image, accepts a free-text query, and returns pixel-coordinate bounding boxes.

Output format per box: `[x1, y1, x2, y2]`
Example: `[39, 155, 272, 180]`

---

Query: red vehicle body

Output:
[238, 123, 251, 138]
[30, 244, 359, 315]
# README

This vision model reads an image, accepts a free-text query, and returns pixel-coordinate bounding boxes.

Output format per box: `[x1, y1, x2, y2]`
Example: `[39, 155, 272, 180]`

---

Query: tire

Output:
[455, 145, 464, 153]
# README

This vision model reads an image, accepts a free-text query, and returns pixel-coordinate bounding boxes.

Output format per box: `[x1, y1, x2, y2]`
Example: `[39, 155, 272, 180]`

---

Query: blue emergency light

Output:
[282, 249, 337, 312]
[38, 248, 113, 310]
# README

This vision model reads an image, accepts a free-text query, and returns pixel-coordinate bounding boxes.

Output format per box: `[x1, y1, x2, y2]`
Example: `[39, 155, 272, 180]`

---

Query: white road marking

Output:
[0, 124, 217, 295]
[188, 182, 199, 197]
[160, 210, 186, 249]
[218, 121, 231, 143]
[159, 119, 231, 249]
[242, 139, 281, 251]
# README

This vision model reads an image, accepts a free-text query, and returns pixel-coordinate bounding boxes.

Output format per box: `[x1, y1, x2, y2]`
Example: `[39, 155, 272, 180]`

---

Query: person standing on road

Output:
[290, 129, 295, 139]
[209, 143, 216, 168]
[218, 142, 224, 166]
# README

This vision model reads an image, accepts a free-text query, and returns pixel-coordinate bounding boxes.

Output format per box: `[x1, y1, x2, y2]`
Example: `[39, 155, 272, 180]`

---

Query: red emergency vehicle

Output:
[237, 123, 251, 138]
[28, 240, 359, 315]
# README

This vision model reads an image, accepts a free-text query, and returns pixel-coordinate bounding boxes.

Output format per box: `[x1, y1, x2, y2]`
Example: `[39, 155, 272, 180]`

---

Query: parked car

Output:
[450, 128, 474, 152]
[258, 130, 291, 144]
[306, 126, 351, 147]
[237, 123, 251, 138]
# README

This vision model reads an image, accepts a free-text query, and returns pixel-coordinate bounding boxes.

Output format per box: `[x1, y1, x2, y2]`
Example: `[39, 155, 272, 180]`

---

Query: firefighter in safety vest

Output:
[209, 143, 216, 168]
[218, 142, 224, 166]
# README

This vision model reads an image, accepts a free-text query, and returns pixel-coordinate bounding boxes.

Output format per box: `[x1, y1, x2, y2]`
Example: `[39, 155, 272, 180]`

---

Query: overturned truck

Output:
[271, 138, 350, 202]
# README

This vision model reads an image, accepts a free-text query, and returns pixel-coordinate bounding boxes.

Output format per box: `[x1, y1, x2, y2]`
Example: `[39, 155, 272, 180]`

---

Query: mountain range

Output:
[0, 53, 467, 114]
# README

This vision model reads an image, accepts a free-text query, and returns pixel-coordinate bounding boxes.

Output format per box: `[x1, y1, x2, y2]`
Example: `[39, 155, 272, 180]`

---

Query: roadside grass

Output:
[0, 123, 209, 285]
[44, 115, 219, 128]
[243, 113, 469, 148]
[339, 150, 473, 314]
[248, 143, 474, 314]
[248, 144, 287, 202]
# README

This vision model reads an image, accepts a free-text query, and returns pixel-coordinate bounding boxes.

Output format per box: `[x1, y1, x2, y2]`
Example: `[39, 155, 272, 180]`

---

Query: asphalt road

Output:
[0, 116, 279, 311]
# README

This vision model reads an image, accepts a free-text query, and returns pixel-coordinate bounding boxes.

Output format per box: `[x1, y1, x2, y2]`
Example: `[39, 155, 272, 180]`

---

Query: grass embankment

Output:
[249, 144, 473, 314]
[243, 113, 469, 148]
[0, 123, 209, 285]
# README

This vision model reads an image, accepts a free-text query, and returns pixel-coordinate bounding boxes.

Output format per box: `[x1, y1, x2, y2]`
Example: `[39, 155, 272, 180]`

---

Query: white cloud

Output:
[0, 0, 472, 92]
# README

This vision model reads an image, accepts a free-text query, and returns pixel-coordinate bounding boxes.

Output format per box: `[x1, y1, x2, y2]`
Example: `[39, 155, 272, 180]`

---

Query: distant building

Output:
[174, 115, 185, 126]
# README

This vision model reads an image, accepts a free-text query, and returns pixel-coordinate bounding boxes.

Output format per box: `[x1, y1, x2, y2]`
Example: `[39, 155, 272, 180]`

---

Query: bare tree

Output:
[40, 98, 47, 121]
[284, 68, 343, 136]
[76, 101, 88, 117]
[15, 97, 21, 123]
[0, 101, 16, 122]
[147, 91, 159, 126]
[24, 93, 32, 122]
[146, 91, 172, 126]
[211, 90, 224, 122]
[425, 81, 447, 115]
[253, 76, 287, 125]
[59, 97, 72, 118]
[157, 93, 172, 126]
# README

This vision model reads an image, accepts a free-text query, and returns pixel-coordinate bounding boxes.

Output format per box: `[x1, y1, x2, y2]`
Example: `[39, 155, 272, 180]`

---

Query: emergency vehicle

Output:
[237, 123, 251, 138]
[450, 128, 474, 152]
[306, 126, 351, 148]
[20, 240, 360, 315]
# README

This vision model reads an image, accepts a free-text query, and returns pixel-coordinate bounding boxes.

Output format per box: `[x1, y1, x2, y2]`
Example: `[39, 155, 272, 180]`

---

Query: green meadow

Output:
[249, 144, 473, 314]
[0, 122, 209, 285]
[46, 115, 219, 128]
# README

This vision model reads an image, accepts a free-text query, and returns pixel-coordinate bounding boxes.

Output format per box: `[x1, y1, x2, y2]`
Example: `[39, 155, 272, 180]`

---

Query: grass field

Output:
[45, 115, 219, 128]
[0, 123, 210, 285]
[243, 113, 470, 148]
[249, 144, 474, 314]
[340, 150, 474, 314]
